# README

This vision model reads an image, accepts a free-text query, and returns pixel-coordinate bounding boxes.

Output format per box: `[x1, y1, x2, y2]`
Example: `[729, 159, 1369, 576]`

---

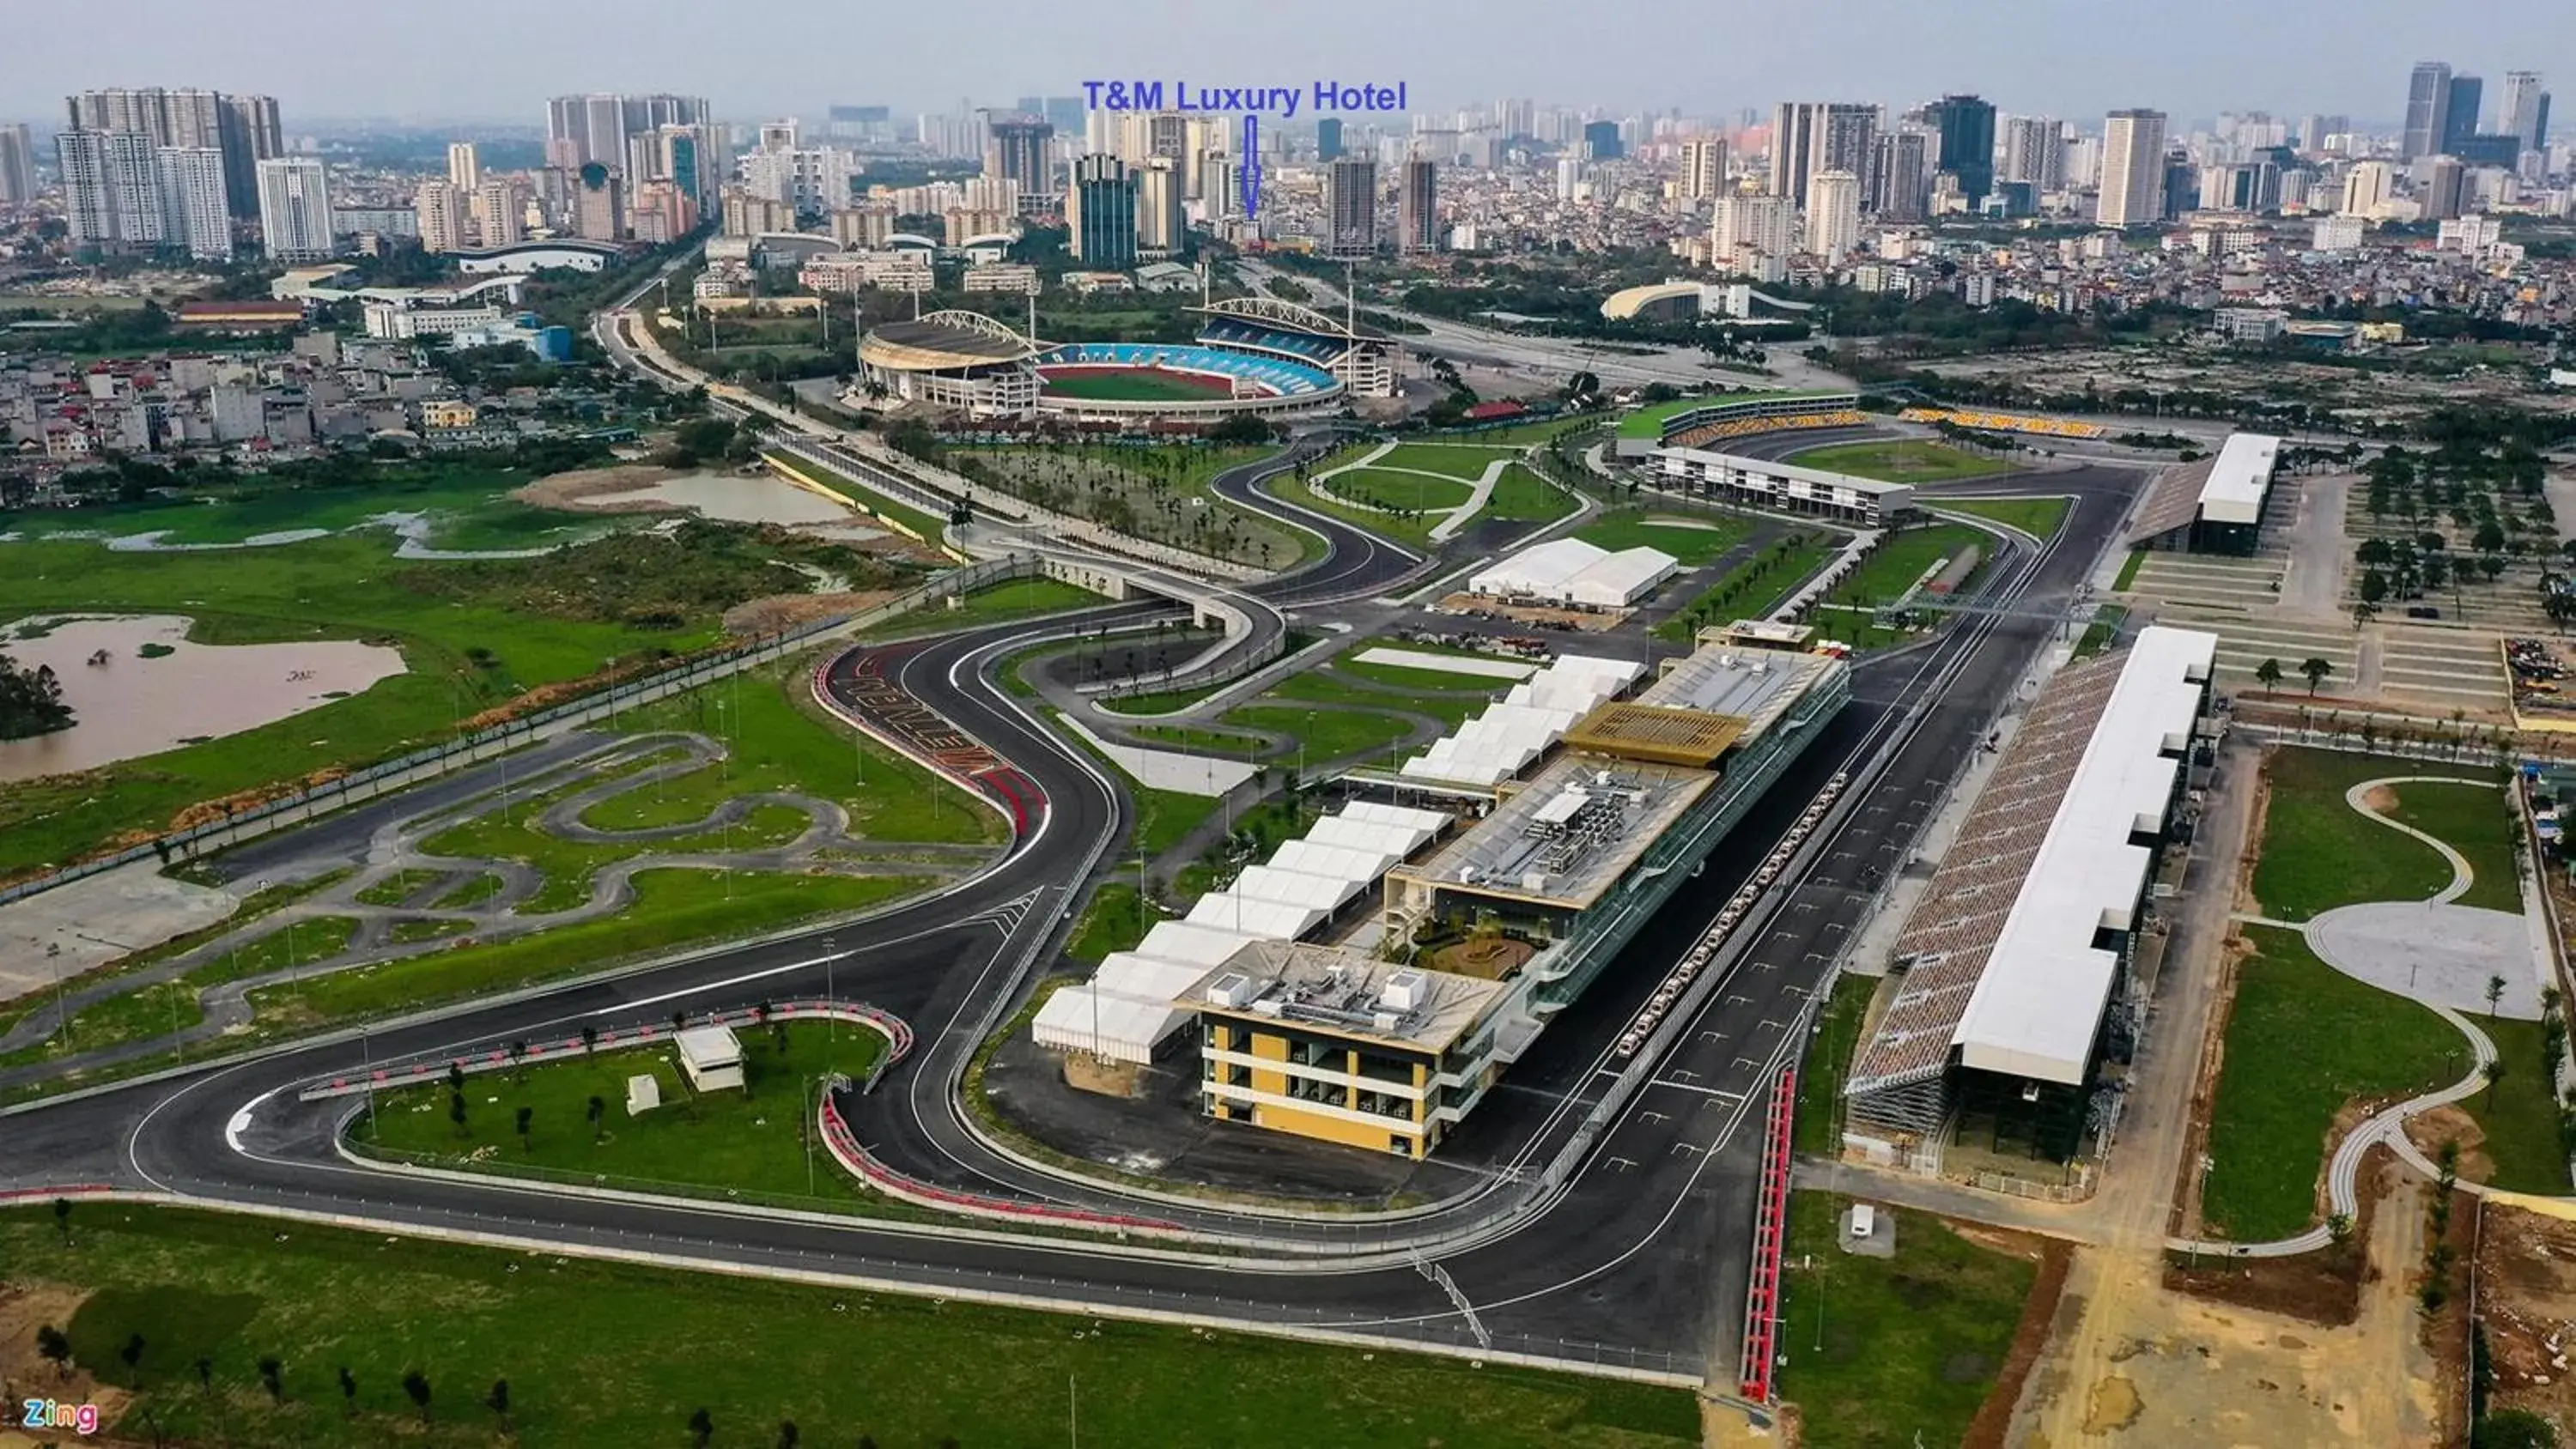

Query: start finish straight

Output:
[1078, 80, 1409, 117]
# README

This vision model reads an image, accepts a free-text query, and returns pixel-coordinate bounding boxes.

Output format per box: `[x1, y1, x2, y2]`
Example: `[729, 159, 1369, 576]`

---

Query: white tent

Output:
[1304, 812, 1434, 858]
[1186, 891, 1327, 939]
[1134, 920, 1263, 969]
[1230, 863, 1364, 912]
[1340, 801, 1453, 838]
[1267, 838, 1400, 887]
[1468, 538, 1676, 607]
[1030, 984, 1188, 1064]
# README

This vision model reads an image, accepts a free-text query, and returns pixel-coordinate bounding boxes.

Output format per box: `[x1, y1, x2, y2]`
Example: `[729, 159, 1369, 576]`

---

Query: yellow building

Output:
[1185, 942, 1509, 1160]
[420, 398, 478, 429]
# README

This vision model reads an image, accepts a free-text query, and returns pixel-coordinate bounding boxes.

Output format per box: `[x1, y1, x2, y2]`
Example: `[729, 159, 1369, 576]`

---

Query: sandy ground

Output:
[2018, 1160, 2443, 1448]
[0, 1280, 127, 1434]
[511, 463, 700, 512]
[1430, 592, 1625, 633]
[0, 861, 239, 1007]
[2479, 1201, 2576, 1431]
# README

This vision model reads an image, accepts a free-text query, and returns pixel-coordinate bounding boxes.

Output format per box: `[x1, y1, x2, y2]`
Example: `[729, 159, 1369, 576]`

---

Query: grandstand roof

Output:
[858, 310, 1042, 371]
[1616, 390, 1859, 440]
[1194, 294, 1376, 341]
[1600, 281, 1713, 320]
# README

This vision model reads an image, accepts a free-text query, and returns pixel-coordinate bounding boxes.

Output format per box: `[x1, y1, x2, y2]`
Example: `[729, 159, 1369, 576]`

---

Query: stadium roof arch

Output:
[958, 232, 1019, 252]
[884, 232, 940, 252]
[1195, 294, 1373, 342]
[858, 309, 1045, 371]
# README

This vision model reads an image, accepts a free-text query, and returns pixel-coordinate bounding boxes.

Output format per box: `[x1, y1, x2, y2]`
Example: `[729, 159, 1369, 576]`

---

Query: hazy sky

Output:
[6, 0, 2571, 130]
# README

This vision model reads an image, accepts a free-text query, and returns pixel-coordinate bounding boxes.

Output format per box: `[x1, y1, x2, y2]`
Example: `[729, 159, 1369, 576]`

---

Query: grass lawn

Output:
[1066, 880, 1151, 963]
[1374, 442, 1518, 480]
[1789, 440, 2012, 483]
[1, 464, 585, 549]
[2250, 748, 2495, 921]
[1832, 525, 1989, 609]
[1481, 463, 1579, 524]
[1652, 534, 1837, 644]
[246, 870, 928, 1033]
[1041, 369, 1228, 401]
[1219, 704, 1415, 767]
[1329, 655, 1522, 694]
[762, 449, 948, 546]
[353, 869, 444, 907]
[1269, 665, 1489, 730]
[1938, 495, 2070, 539]
[1793, 975, 1875, 1156]
[16, 1205, 1696, 1449]
[1261, 470, 1437, 550]
[354, 1020, 886, 1205]
[2464, 1015, 2573, 1194]
[1097, 675, 1244, 717]
[2200, 926, 2472, 1240]
[945, 442, 1306, 571]
[856, 575, 1106, 641]
[0, 531, 719, 880]
[2114, 549, 2146, 590]
[2075, 603, 2128, 658]
[2379, 778, 2519, 912]
[1576, 508, 1753, 567]
[1317, 465, 1476, 513]
[1127, 722, 1275, 755]
[1776, 1191, 2038, 1449]
[1454, 415, 1601, 446]
[0, 916, 363, 1073]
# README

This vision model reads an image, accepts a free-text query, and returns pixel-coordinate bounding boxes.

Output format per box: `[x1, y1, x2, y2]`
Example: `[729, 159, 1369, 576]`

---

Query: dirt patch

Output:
[2422, 1186, 2476, 1446]
[2164, 1143, 2395, 1327]
[0, 1281, 131, 1426]
[2360, 783, 2400, 815]
[722, 589, 903, 636]
[2403, 1104, 2495, 1185]
[513, 464, 696, 512]
[2476, 1201, 2576, 1432]
[1424, 933, 1535, 980]
[2170, 927, 2254, 1238]
[1961, 1230, 2073, 1449]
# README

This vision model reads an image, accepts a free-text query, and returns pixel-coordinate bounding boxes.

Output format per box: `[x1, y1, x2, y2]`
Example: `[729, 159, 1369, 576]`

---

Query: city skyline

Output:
[3, 0, 2573, 127]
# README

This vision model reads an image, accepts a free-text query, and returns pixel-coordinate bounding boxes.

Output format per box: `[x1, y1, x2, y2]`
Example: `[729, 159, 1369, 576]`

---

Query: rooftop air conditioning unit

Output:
[1380, 968, 1428, 1012]
[1205, 972, 1255, 1009]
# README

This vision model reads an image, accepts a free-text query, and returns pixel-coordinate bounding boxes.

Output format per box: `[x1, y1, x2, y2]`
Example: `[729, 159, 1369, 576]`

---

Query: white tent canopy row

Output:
[1303, 812, 1435, 859]
[1395, 652, 1638, 787]
[1030, 984, 1187, 1064]
[1267, 837, 1401, 886]
[1468, 537, 1680, 609]
[1230, 862, 1368, 912]
[1186, 890, 1329, 939]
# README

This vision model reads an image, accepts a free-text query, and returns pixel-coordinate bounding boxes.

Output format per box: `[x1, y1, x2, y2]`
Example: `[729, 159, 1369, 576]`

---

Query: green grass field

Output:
[945, 442, 1305, 570]
[1260, 453, 1440, 549]
[1652, 535, 1837, 644]
[2464, 1015, 2573, 1194]
[858, 575, 1106, 641]
[762, 450, 950, 546]
[1327, 655, 1522, 694]
[20, 1205, 1696, 1449]
[1790, 440, 2013, 483]
[1481, 463, 1580, 525]
[355, 1020, 886, 1206]
[1373, 442, 1516, 480]
[2250, 749, 2497, 920]
[0, 914, 363, 1074]
[0, 530, 720, 879]
[1449, 415, 1601, 446]
[1219, 701, 1416, 767]
[1316, 465, 1477, 514]
[1939, 495, 2070, 539]
[1066, 880, 1152, 962]
[1265, 665, 1489, 730]
[2113, 549, 2147, 590]
[1792, 975, 1875, 1156]
[1576, 509, 1753, 567]
[1834, 525, 1989, 608]
[0, 464, 599, 550]
[1040, 367, 1230, 401]
[2200, 926, 2472, 1240]
[1776, 1193, 2039, 1449]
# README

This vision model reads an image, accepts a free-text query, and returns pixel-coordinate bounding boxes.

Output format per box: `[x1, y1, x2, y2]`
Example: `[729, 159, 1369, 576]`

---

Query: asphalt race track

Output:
[0, 330, 2141, 1381]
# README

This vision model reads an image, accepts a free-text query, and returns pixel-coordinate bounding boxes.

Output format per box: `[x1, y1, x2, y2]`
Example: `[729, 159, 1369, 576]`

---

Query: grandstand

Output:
[2122, 433, 2283, 557]
[1613, 390, 1863, 458]
[856, 310, 1044, 415]
[1194, 295, 1398, 398]
[1899, 407, 2105, 440]
[1033, 342, 1343, 420]
[1839, 627, 2217, 1173]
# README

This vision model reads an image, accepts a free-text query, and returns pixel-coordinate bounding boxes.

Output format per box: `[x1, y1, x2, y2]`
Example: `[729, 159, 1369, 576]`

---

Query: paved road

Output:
[0, 283, 2139, 1375]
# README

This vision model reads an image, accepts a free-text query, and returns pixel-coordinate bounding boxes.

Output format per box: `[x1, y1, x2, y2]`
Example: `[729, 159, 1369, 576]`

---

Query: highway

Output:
[0, 258, 2139, 1380]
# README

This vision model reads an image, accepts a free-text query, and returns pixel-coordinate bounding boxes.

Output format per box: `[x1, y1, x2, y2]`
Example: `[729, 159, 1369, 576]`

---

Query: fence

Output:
[295, 999, 914, 1103]
[1738, 1066, 1797, 1404]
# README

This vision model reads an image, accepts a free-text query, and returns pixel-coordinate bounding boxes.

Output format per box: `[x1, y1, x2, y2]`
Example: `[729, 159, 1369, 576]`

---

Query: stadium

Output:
[853, 296, 1397, 424]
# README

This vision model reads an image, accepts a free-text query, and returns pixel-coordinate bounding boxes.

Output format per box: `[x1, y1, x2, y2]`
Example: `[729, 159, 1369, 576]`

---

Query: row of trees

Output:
[0, 648, 74, 741]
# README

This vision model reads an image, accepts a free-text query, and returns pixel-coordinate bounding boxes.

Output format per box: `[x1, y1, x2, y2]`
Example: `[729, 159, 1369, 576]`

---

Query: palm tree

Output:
[52, 1197, 70, 1246]
[2299, 657, 2333, 694]
[2488, 973, 2509, 1019]
[587, 1094, 608, 1141]
[2483, 1058, 2508, 1111]
[2255, 658, 2284, 692]
[449, 1089, 469, 1138]
[514, 1105, 534, 1150]
[580, 1024, 600, 1054]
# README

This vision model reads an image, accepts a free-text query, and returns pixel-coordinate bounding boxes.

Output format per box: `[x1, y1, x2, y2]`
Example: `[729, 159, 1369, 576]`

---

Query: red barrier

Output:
[1738, 1066, 1797, 1404]
[813, 1094, 1180, 1235]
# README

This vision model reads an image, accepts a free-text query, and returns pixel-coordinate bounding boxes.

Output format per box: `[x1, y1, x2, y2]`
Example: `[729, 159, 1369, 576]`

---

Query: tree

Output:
[2300, 656, 2333, 694]
[515, 1104, 535, 1149]
[581, 1024, 600, 1054]
[2326, 1210, 2354, 1246]
[402, 1369, 433, 1425]
[258, 1355, 283, 1403]
[196, 1356, 213, 1390]
[37, 1324, 70, 1377]
[588, 1093, 608, 1141]
[450, 1088, 470, 1137]
[120, 1333, 146, 1371]
[486, 1377, 512, 1433]
[2472, 1406, 2561, 1449]
[338, 1366, 357, 1416]
[777, 1420, 800, 1449]
[507, 1038, 528, 1080]
[689, 1407, 715, 1449]
[2484, 1058, 2508, 1110]
[448, 1061, 467, 1093]
[52, 1197, 71, 1246]
[2490, 973, 2509, 1018]
[2255, 658, 2284, 691]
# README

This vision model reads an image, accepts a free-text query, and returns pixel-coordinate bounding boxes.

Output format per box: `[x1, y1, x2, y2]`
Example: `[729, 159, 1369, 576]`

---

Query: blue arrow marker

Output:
[1241, 113, 1262, 219]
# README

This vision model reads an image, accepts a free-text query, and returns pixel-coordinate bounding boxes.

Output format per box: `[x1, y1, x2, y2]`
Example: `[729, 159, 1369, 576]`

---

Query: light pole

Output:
[823, 934, 838, 1046]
